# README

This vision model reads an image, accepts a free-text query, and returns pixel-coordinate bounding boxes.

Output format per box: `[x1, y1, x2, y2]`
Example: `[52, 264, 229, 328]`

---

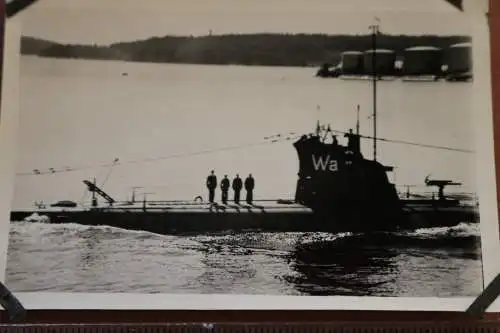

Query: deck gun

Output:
[424, 175, 462, 201]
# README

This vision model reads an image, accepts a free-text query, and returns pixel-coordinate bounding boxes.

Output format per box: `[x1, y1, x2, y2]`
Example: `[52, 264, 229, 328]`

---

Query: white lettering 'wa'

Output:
[312, 155, 339, 172]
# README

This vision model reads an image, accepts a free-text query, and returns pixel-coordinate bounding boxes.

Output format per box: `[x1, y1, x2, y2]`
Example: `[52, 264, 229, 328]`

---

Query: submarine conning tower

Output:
[292, 125, 403, 230]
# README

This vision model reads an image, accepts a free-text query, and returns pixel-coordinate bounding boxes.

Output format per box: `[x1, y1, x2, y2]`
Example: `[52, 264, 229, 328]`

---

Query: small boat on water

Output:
[316, 63, 340, 78]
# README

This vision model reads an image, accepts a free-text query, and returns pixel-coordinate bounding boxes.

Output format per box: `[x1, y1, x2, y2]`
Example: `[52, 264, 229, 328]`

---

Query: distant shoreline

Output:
[21, 33, 471, 68]
[20, 54, 322, 70]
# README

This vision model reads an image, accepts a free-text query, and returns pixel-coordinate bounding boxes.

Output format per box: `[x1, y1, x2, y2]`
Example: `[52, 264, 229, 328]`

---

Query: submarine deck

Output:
[10, 199, 479, 235]
[12, 200, 312, 216]
[11, 199, 478, 216]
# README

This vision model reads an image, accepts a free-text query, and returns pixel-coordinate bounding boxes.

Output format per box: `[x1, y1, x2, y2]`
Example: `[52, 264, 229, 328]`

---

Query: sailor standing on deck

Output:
[206, 170, 217, 203]
[232, 174, 243, 204]
[245, 174, 255, 205]
[220, 175, 230, 204]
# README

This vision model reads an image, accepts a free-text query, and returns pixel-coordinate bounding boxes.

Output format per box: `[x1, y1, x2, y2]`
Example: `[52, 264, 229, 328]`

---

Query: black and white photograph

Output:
[1, 0, 496, 307]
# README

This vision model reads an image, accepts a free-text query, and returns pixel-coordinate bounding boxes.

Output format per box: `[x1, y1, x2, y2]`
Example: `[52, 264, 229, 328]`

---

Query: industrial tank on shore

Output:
[339, 51, 364, 75]
[363, 49, 396, 76]
[443, 42, 472, 75]
[402, 46, 443, 76]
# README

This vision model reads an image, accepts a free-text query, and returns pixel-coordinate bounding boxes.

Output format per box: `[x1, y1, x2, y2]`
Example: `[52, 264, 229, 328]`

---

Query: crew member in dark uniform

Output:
[244, 174, 255, 204]
[220, 175, 230, 204]
[206, 170, 217, 203]
[232, 174, 243, 204]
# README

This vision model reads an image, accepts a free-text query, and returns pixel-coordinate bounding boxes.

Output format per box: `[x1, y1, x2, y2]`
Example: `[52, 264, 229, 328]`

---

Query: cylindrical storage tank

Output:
[363, 49, 396, 76]
[340, 51, 364, 75]
[444, 42, 472, 74]
[402, 46, 442, 75]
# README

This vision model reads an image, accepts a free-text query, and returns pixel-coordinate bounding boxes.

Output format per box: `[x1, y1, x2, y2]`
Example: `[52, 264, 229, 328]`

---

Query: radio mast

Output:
[369, 18, 380, 161]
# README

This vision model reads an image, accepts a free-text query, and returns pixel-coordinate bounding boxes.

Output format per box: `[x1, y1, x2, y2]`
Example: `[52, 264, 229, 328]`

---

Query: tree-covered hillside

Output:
[21, 33, 471, 67]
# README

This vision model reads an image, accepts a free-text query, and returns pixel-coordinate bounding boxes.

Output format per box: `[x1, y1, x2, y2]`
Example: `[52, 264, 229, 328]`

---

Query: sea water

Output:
[6, 221, 482, 296]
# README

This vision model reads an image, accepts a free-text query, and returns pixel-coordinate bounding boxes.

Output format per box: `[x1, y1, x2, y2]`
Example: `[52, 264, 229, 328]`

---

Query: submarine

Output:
[10, 119, 479, 236]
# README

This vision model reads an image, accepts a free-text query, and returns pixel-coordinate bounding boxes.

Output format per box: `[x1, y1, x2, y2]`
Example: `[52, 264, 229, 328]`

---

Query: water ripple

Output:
[5, 221, 483, 296]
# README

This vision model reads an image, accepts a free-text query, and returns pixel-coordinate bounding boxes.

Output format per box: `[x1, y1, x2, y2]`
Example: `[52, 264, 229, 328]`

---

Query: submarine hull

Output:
[10, 201, 479, 236]
[11, 128, 480, 236]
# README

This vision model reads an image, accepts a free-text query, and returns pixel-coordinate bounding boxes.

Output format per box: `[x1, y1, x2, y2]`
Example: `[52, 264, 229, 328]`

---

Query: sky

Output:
[18, 0, 474, 45]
